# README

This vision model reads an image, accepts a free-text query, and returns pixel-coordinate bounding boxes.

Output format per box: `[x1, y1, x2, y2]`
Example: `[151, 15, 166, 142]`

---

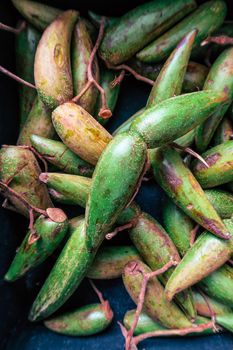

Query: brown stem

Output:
[201, 35, 233, 46]
[17, 145, 48, 172]
[105, 62, 154, 86]
[0, 21, 26, 34]
[0, 66, 36, 89]
[89, 279, 113, 321]
[125, 259, 177, 350]
[198, 289, 217, 329]
[171, 142, 209, 168]
[110, 70, 126, 87]
[190, 224, 199, 246]
[72, 17, 112, 119]
[105, 219, 137, 240]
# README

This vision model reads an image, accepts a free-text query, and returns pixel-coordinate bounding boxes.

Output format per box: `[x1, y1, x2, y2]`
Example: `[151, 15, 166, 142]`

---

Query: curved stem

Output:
[0, 21, 26, 34]
[201, 35, 233, 46]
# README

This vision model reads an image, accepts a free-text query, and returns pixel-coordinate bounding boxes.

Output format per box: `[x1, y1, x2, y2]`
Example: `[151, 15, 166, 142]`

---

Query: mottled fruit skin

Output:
[163, 199, 195, 257]
[195, 47, 233, 152]
[31, 135, 94, 177]
[199, 265, 233, 307]
[72, 18, 99, 114]
[192, 141, 233, 188]
[0, 146, 52, 217]
[128, 212, 196, 319]
[124, 310, 213, 336]
[137, 0, 227, 63]
[193, 291, 232, 317]
[213, 117, 233, 146]
[34, 10, 78, 109]
[205, 189, 233, 219]
[150, 146, 230, 239]
[165, 219, 233, 300]
[86, 132, 147, 251]
[99, 0, 196, 65]
[44, 302, 113, 336]
[122, 260, 191, 329]
[4, 211, 68, 281]
[87, 246, 141, 279]
[17, 96, 55, 146]
[52, 102, 112, 165]
[11, 0, 61, 31]
[16, 24, 40, 129]
[130, 91, 228, 148]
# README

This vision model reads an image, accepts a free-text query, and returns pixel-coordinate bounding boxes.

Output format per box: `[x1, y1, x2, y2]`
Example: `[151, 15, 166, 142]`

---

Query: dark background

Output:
[0, 0, 233, 349]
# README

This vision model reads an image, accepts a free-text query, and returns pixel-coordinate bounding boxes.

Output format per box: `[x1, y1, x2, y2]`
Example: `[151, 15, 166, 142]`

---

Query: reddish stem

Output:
[17, 145, 48, 172]
[110, 70, 126, 88]
[0, 66, 36, 89]
[198, 289, 217, 329]
[201, 35, 233, 46]
[89, 279, 113, 321]
[125, 259, 177, 350]
[190, 224, 199, 246]
[171, 143, 209, 168]
[0, 21, 26, 34]
[105, 219, 137, 240]
[72, 17, 112, 119]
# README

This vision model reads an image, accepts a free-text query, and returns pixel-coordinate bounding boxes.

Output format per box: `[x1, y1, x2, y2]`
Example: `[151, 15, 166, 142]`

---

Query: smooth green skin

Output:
[216, 314, 233, 333]
[31, 135, 94, 177]
[137, 0, 227, 63]
[192, 141, 233, 188]
[193, 291, 232, 317]
[4, 213, 68, 281]
[11, 0, 61, 31]
[95, 68, 121, 125]
[35, 10, 78, 109]
[123, 260, 192, 329]
[87, 246, 141, 279]
[44, 302, 113, 336]
[129, 59, 208, 93]
[124, 310, 213, 336]
[0, 146, 52, 217]
[16, 24, 40, 129]
[86, 132, 147, 251]
[163, 199, 195, 257]
[129, 212, 196, 319]
[165, 219, 233, 301]
[195, 48, 233, 152]
[99, 0, 196, 65]
[17, 96, 55, 146]
[150, 146, 230, 239]
[147, 30, 197, 108]
[213, 117, 233, 146]
[29, 218, 94, 321]
[205, 189, 233, 219]
[88, 11, 117, 28]
[72, 18, 99, 115]
[40, 172, 92, 207]
[130, 91, 228, 149]
[199, 265, 233, 307]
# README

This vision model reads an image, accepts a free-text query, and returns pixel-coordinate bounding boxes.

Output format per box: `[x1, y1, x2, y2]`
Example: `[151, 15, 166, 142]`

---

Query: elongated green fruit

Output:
[150, 146, 230, 239]
[213, 117, 233, 146]
[165, 219, 233, 301]
[30, 135, 94, 177]
[99, 0, 196, 65]
[128, 212, 196, 319]
[123, 260, 192, 329]
[16, 24, 40, 129]
[72, 18, 99, 114]
[205, 189, 233, 219]
[124, 310, 213, 336]
[195, 47, 233, 152]
[44, 301, 113, 336]
[35, 10, 78, 109]
[11, 0, 61, 31]
[40, 173, 91, 207]
[4, 209, 68, 281]
[86, 132, 147, 251]
[130, 91, 228, 148]
[17, 97, 55, 146]
[52, 102, 112, 165]
[95, 68, 121, 125]
[137, 0, 227, 63]
[193, 291, 232, 317]
[87, 246, 141, 279]
[216, 314, 233, 333]
[199, 265, 233, 307]
[0, 146, 52, 217]
[163, 199, 195, 257]
[147, 30, 197, 108]
[192, 141, 233, 188]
